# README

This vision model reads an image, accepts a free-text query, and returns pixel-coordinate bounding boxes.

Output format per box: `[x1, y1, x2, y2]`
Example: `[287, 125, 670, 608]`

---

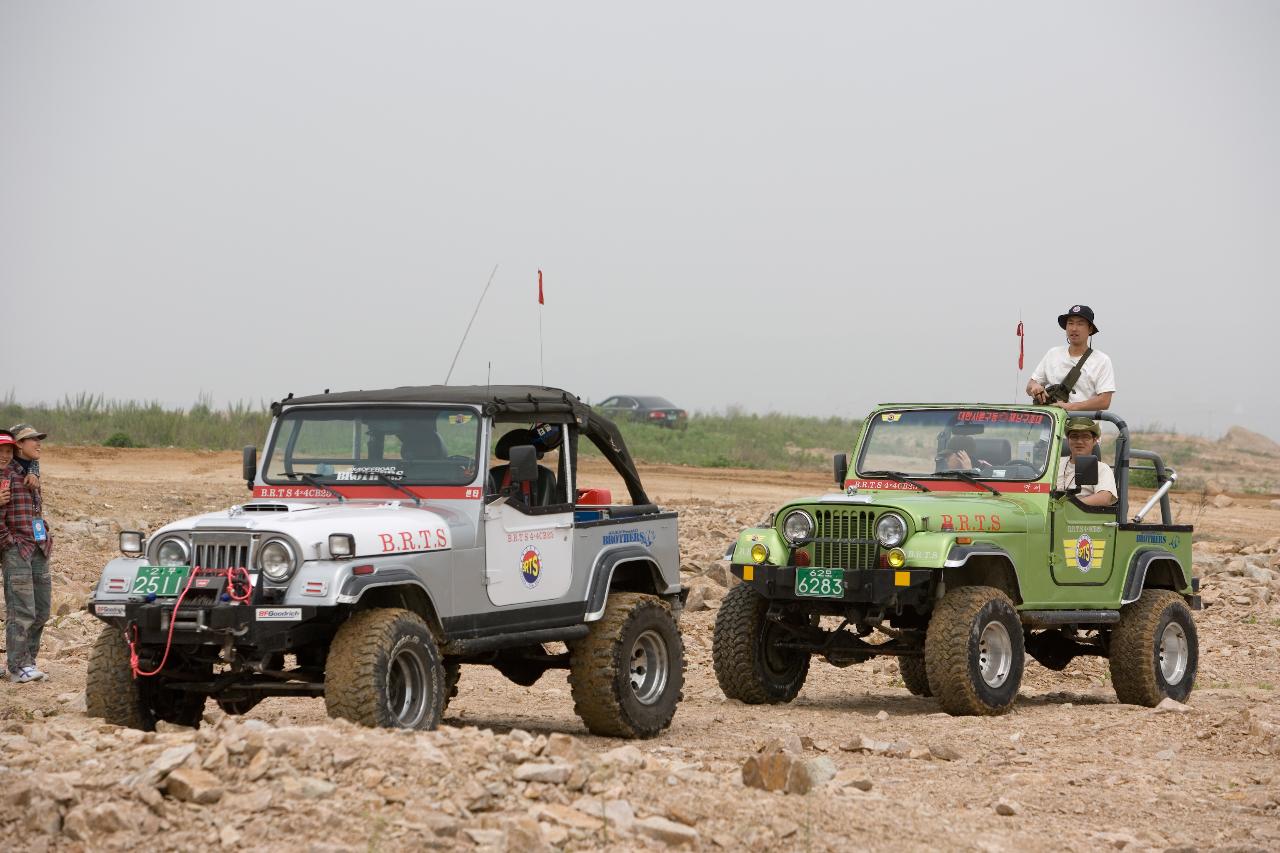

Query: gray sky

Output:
[3, 2, 1277, 438]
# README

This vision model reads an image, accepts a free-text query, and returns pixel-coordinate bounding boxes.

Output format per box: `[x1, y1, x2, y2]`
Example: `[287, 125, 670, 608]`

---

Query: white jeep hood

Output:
[149, 500, 456, 560]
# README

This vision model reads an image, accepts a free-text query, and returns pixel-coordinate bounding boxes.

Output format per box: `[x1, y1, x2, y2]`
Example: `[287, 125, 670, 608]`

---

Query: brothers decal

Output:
[602, 529, 657, 547]
[1063, 533, 1106, 573]
[521, 546, 543, 588]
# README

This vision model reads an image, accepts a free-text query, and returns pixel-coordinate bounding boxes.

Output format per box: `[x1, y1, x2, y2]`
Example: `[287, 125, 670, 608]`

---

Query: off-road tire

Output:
[568, 593, 684, 738]
[86, 625, 207, 730]
[899, 655, 933, 697]
[712, 582, 810, 704]
[925, 586, 1024, 716]
[1109, 589, 1198, 706]
[325, 608, 446, 730]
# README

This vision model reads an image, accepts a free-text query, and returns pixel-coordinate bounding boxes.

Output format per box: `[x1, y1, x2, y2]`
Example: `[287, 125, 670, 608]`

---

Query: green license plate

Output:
[133, 565, 192, 596]
[795, 567, 845, 598]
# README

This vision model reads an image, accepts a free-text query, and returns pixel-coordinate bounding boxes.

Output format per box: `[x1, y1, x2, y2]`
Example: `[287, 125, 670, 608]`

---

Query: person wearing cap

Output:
[0, 431, 14, 509]
[1026, 305, 1116, 412]
[1, 425, 53, 684]
[1056, 417, 1117, 506]
[7, 423, 41, 492]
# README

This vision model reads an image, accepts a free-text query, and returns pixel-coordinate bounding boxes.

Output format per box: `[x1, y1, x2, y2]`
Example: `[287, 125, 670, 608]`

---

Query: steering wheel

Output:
[1002, 460, 1040, 477]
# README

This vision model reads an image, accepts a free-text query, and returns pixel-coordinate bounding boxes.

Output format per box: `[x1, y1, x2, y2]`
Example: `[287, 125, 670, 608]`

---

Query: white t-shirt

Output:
[1056, 457, 1118, 503]
[1031, 346, 1116, 404]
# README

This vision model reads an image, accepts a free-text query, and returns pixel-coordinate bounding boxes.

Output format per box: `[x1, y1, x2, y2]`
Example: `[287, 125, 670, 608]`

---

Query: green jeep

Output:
[712, 405, 1200, 716]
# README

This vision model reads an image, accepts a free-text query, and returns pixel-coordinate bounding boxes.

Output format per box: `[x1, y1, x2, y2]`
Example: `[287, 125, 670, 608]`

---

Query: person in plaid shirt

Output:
[1, 425, 52, 683]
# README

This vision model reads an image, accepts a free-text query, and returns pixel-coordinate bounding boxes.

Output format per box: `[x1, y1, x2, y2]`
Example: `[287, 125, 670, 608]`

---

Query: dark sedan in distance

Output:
[597, 395, 688, 429]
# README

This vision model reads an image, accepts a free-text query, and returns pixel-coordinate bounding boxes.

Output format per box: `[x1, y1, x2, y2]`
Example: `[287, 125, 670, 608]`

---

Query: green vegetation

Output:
[7, 393, 861, 469]
[589, 411, 862, 471]
[1, 393, 270, 451]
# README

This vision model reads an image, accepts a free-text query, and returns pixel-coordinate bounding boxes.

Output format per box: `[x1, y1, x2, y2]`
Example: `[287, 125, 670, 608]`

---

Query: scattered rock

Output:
[994, 798, 1020, 816]
[635, 815, 700, 847]
[1154, 698, 1192, 714]
[742, 741, 836, 794]
[163, 767, 224, 804]
[1212, 494, 1235, 509]
[515, 762, 574, 784]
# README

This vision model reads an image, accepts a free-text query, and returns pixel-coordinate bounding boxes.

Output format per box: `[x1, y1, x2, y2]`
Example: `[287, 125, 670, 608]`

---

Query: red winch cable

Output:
[128, 564, 203, 678]
[226, 566, 253, 603]
[127, 565, 257, 678]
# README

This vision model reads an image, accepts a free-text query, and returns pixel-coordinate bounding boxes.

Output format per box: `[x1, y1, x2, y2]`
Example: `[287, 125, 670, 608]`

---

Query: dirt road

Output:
[1, 448, 1278, 851]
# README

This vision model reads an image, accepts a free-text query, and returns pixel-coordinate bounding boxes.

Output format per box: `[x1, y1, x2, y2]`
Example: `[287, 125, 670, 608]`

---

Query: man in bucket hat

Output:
[1026, 304, 1116, 411]
[1, 424, 53, 683]
[1056, 416, 1118, 507]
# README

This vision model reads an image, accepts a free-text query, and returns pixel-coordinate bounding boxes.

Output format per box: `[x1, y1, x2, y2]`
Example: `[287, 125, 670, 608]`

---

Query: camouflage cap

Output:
[1064, 416, 1100, 437]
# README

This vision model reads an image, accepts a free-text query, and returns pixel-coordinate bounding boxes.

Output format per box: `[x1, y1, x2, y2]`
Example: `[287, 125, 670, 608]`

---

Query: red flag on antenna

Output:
[538, 270, 544, 305]
[1016, 321, 1025, 370]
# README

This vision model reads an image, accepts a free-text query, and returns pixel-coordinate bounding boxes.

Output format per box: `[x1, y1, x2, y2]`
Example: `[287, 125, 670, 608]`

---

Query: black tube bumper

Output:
[91, 599, 330, 652]
[729, 563, 936, 607]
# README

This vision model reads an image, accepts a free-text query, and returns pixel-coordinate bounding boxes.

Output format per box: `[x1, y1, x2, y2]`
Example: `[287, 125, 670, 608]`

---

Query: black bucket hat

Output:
[1057, 304, 1098, 335]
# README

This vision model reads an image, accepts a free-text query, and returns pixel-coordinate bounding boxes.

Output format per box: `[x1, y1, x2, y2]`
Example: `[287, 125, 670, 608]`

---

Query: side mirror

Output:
[833, 453, 848, 487]
[242, 446, 257, 490]
[1073, 455, 1099, 488]
[508, 445, 539, 488]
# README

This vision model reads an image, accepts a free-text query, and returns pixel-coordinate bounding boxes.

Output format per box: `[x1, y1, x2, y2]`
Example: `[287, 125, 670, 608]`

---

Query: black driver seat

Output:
[487, 428, 557, 506]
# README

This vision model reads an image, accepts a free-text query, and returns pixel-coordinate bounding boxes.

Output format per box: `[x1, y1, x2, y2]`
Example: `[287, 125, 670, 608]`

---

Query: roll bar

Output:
[1076, 411, 1175, 526]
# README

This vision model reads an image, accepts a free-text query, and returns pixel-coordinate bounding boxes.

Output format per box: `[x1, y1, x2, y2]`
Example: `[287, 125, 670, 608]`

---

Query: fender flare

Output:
[1122, 550, 1188, 605]
[942, 545, 1024, 604]
[584, 546, 670, 620]
[335, 568, 444, 631]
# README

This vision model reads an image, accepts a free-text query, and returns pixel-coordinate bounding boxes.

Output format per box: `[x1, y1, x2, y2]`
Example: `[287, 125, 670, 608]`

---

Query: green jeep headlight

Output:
[876, 513, 907, 548]
[782, 510, 815, 545]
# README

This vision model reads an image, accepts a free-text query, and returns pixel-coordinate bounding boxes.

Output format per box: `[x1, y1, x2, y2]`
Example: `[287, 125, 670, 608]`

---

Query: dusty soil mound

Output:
[1222, 426, 1280, 457]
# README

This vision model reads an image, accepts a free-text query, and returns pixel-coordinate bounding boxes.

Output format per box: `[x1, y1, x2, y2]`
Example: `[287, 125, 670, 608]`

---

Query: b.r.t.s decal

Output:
[521, 546, 543, 588]
[1063, 533, 1106, 573]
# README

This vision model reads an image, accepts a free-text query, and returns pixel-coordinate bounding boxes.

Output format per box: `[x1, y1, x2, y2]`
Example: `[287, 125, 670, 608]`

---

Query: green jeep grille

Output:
[811, 508, 880, 571]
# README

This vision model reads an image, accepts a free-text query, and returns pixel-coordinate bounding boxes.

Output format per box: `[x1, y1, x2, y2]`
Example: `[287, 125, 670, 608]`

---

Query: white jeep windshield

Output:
[857, 409, 1054, 481]
[264, 406, 482, 486]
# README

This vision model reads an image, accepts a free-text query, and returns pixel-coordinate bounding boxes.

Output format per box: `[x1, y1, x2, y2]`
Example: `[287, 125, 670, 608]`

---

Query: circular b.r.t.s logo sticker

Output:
[520, 547, 542, 588]
[1075, 533, 1093, 572]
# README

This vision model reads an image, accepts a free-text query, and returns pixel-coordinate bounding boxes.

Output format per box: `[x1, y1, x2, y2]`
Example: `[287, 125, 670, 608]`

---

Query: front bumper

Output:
[90, 598, 331, 652]
[730, 563, 936, 608]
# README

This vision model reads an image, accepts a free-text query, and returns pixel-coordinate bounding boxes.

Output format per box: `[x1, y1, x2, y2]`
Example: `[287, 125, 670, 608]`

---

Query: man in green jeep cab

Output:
[1057, 416, 1117, 506]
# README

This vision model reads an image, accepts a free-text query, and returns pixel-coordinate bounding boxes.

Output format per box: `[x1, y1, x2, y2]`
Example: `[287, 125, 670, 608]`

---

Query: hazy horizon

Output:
[3, 3, 1277, 440]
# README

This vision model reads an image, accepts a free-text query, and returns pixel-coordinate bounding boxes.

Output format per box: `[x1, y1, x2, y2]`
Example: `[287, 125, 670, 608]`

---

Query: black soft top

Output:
[275, 385, 650, 504]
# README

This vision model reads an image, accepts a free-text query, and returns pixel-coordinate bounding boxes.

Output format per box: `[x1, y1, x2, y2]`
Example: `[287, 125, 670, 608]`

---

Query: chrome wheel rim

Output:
[629, 629, 670, 705]
[388, 643, 431, 727]
[978, 620, 1013, 688]
[1159, 621, 1189, 685]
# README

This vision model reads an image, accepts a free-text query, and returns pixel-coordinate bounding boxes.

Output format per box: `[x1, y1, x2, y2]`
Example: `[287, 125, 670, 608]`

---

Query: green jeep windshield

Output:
[857, 408, 1053, 481]
[264, 406, 481, 485]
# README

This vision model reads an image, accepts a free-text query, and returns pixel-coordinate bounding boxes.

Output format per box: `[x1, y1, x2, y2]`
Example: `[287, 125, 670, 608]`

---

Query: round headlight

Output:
[156, 538, 189, 566]
[782, 510, 815, 545]
[259, 540, 296, 582]
[750, 543, 769, 564]
[875, 513, 908, 548]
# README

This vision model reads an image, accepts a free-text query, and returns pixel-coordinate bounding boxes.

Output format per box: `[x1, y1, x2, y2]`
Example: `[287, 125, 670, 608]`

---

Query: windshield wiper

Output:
[281, 472, 346, 502]
[858, 470, 931, 493]
[367, 472, 421, 506]
[933, 471, 1000, 496]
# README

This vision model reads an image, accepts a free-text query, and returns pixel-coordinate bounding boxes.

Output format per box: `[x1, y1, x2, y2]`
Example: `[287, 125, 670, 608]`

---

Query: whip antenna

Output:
[445, 264, 499, 385]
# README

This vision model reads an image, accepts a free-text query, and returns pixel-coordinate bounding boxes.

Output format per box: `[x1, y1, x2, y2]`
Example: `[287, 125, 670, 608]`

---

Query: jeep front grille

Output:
[191, 534, 253, 570]
[811, 509, 879, 571]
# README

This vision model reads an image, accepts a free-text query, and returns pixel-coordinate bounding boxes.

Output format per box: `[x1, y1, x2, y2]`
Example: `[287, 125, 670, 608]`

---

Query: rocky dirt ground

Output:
[1, 447, 1279, 852]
